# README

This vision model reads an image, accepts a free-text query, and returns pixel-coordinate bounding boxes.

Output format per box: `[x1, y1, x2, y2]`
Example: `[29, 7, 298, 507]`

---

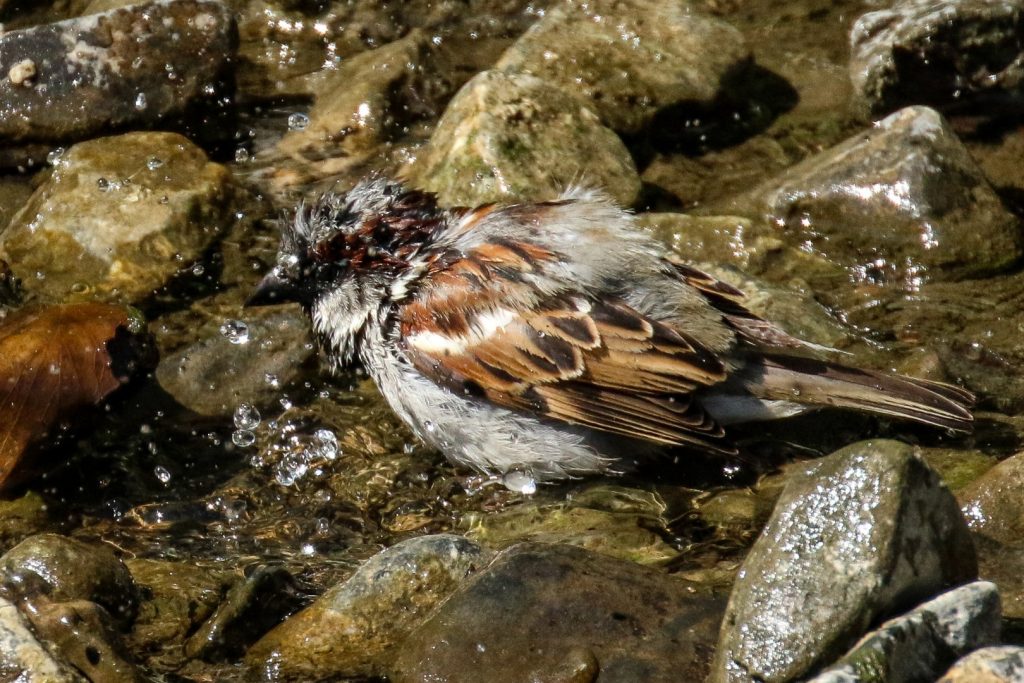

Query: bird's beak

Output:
[245, 269, 300, 307]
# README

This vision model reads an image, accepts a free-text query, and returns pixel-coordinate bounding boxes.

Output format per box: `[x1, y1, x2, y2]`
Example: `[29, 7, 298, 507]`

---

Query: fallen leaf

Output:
[0, 303, 135, 490]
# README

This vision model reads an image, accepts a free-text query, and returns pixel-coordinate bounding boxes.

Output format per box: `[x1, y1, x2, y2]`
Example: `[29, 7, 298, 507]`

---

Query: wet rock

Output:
[155, 304, 316, 417]
[917, 445, 997, 492]
[406, 69, 641, 207]
[0, 132, 239, 304]
[462, 484, 677, 565]
[245, 534, 491, 682]
[0, 533, 138, 626]
[0, 0, 236, 144]
[0, 176, 32, 233]
[185, 565, 301, 662]
[730, 106, 1022, 287]
[850, 0, 1024, 117]
[278, 30, 450, 161]
[495, 0, 751, 135]
[0, 595, 86, 682]
[711, 439, 977, 683]
[938, 645, 1024, 682]
[28, 600, 143, 683]
[960, 449, 1024, 545]
[809, 581, 1001, 683]
[0, 491, 59, 555]
[390, 542, 725, 683]
[125, 558, 231, 670]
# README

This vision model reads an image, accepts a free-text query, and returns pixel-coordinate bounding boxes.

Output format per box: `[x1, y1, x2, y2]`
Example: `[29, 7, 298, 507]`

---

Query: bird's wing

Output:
[397, 240, 735, 452]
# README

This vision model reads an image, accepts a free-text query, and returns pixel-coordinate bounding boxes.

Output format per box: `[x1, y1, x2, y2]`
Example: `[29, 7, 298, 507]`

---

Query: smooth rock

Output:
[27, 600, 143, 683]
[0, 533, 138, 626]
[155, 304, 315, 417]
[850, 0, 1024, 117]
[406, 69, 641, 207]
[730, 106, 1022, 286]
[809, 581, 1001, 683]
[0, 0, 236, 144]
[390, 542, 725, 682]
[184, 565, 301, 662]
[0, 595, 86, 682]
[938, 645, 1024, 682]
[0, 132, 239, 304]
[278, 29, 450, 159]
[495, 0, 751, 135]
[960, 449, 1024, 544]
[245, 534, 492, 682]
[0, 176, 32, 233]
[711, 440, 977, 683]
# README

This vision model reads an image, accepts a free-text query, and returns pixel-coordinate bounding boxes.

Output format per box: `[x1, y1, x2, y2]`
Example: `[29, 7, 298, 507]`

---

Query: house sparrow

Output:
[248, 178, 974, 483]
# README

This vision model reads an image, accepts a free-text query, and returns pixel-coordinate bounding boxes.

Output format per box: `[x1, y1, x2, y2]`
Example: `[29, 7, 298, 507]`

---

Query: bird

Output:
[247, 177, 974, 484]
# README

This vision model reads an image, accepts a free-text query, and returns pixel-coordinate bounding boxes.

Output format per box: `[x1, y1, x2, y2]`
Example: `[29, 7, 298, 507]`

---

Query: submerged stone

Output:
[390, 542, 725, 682]
[495, 0, 751, 135]
[710, 440, 976, 683]
[245, 534, 491, 682]
[850, 0, 1024, 117]
[0, 0, 236, 144]
[406, 69, 641, 207]
[730, 106, 1022, 287]
[0, 132, 240, 304]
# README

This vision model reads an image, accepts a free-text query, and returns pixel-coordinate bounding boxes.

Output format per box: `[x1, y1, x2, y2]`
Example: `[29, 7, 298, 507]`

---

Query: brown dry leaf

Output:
[0, 303, 132, 490]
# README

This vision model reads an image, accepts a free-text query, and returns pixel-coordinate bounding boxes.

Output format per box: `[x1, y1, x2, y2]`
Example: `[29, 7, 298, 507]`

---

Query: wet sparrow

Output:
[248, 178, 973, 482]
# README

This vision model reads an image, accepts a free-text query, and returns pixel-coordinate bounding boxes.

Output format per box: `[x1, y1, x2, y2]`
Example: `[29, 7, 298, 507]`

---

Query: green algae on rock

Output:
[406, 69, 641, 207]
[0, 132, 241, 304]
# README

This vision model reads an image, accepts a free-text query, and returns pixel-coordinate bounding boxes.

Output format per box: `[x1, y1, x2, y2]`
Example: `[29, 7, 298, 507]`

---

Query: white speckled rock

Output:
[0, 596, 87, 682]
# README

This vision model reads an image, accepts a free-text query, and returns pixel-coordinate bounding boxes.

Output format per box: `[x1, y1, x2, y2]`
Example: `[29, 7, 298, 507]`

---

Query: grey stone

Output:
[939, 645, 1024, 682]
[710, 440, 977, 683]
[390, 542, 726, 683]
[809, 581, 1001, 683]
[850, 0, 1024, 117]
[0, 0, 236, 144]
[495, 0, 751, 134]
[729, 106, 1022, 287]
[406, 69, 641, 207]
[0, 132, 240, 304]
[0, 596, 86, 683]
[245, 534, 492, 682]
[155, 304, 316, 418]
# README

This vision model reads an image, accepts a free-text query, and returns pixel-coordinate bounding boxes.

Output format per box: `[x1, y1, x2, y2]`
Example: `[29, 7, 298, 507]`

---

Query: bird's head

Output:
[247, 178, 445, 363]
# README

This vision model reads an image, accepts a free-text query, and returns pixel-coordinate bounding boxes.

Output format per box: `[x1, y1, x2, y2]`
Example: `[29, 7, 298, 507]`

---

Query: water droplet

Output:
[96, 177, 110, 192]
[154, 465, 172, 483]
[232, 429, 256, 447]
[234, 147, 250, 163]
[312, 429, 339, 460]
[46, 147, 65, 165]
[234, 403, 261, 430]
[424, 420, 436, 433]
[146, 156, 164, 170]
[315, 517, 330, 534]
[134, 92, 147, 110]
[502, 469, 537, 495]
[219, 319, 250, 344]
[264, 373, 280, 388]
[287, 112, 309, 130]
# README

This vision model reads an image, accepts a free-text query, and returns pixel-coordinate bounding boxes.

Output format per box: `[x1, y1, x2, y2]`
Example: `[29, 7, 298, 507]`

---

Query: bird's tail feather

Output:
[747, 354, 975, 432]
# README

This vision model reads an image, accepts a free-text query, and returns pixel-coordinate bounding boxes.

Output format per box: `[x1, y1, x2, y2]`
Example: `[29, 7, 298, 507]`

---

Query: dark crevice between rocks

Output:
[627, 62, 799, 169]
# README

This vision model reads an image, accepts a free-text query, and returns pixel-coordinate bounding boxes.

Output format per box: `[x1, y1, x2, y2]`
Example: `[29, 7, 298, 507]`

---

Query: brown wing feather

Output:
[399, 245, 734, 451]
